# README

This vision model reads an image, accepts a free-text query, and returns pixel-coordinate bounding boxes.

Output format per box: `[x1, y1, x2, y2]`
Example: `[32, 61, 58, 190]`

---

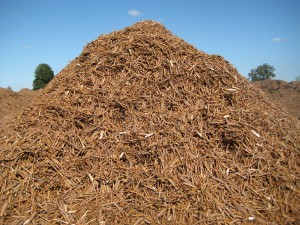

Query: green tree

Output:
[248, 63, 276, 82]
[33, 63, 54, 90]
[295, 75, 300, 81]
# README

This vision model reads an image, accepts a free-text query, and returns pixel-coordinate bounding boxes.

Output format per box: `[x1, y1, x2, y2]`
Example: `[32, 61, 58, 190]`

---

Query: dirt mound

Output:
[0, 21, 299, 224]
[0, 88, 37, 130]
[254, 79, 300, 120]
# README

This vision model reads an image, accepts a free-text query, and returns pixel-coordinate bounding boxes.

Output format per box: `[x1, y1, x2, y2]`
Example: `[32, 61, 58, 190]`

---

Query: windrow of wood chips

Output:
[0, 20, 299, 224]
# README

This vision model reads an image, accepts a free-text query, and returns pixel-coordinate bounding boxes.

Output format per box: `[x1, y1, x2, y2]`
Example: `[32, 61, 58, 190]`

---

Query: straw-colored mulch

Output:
[0, 20, 299, 224]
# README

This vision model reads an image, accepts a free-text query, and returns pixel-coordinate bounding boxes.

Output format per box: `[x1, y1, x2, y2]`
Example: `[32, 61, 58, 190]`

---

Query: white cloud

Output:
[22, 45, 31, 49]
[281, 62, 288, 67]
[272, 37, 284, 42]
[128, 9, 140, 16]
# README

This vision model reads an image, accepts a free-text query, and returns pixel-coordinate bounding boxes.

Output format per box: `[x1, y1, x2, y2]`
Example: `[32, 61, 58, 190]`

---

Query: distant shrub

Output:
[295, 75, 300, 82]
[33, 63, 54, 90]
[248, 63, 276, 82]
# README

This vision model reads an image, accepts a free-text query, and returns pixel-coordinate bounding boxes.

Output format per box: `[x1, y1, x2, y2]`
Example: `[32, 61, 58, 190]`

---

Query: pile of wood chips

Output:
[0, 88, 37, 130]
[0, 20, 299, 224]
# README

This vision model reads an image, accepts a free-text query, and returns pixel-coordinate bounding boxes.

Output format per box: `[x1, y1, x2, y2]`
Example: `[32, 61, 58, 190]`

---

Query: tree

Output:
[33, 63, 54, 90]
[248, 63, 276, 82]
[295, 75, 300, 81]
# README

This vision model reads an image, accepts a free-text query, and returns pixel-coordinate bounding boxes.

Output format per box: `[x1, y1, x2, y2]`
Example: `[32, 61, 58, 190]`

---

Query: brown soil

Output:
[254, 79, 300, 120]
[0, 88, 37, 130]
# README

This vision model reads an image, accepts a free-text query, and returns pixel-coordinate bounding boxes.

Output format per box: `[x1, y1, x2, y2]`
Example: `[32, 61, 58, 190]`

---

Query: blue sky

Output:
[0, 0, 299, 91]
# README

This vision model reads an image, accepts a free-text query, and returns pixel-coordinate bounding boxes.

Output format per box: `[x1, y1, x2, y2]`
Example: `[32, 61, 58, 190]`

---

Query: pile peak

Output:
[0, 21, 299, 224]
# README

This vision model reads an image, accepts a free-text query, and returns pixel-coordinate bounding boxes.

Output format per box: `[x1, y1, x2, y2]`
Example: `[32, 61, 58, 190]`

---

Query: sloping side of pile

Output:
[0, 88, 37, 130]
[0, 21, 299, 224]
[254, 79, 300, 121]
